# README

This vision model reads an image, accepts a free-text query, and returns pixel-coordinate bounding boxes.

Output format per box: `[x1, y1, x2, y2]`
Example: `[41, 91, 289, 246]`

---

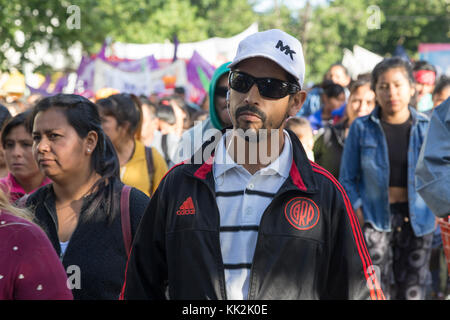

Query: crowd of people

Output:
[0, 28, 449, 301]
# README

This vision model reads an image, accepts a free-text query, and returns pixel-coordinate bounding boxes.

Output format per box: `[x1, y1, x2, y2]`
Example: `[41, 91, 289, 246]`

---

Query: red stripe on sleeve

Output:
[311, 162, 385, 300]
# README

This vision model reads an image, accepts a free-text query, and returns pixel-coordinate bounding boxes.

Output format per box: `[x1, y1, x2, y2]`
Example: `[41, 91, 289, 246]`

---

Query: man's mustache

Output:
[235, 105, 266, 122]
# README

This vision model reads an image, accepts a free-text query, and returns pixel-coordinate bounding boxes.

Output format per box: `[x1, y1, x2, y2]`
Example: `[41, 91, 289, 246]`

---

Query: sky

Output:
[252, 0, 330, 13]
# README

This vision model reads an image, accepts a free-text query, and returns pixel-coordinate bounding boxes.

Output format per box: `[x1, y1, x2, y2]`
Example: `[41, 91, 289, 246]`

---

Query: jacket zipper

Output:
[43, 202, 62, 258]
[377, 120, 391, 218]
[406, 119, 419, 222]
[213, 199, 228, 300]
[246, 190, 295, 300]
[202, 173, 313, 299]
[44, 201, 79, 262]
[202, 180, 228, 300]
[193, 139, 315, 299]
[208, 181, 298, 300]
[59, 228, 78, 262]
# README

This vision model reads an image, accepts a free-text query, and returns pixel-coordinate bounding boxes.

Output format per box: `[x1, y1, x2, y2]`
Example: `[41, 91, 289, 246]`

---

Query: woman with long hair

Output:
[339, 58, 435, 300]
[24, 94, 149, 300]
[313, 78, 376, 179]
[97, 93, 168, 197]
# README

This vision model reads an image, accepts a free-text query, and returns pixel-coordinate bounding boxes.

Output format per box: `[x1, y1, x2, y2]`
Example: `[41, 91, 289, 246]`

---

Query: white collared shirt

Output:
[213, 130, 293, 300]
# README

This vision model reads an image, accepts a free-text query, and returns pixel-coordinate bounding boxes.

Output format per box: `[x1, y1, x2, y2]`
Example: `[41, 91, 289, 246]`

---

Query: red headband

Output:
[414, 70, 436, 85]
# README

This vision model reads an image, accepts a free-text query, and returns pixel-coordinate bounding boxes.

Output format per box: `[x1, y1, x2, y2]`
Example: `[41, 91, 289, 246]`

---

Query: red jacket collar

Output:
[191, 129, 316, 193]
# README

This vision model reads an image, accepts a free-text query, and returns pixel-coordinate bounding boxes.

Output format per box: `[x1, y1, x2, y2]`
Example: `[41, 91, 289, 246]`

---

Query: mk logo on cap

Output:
[275, 40, 296, 60]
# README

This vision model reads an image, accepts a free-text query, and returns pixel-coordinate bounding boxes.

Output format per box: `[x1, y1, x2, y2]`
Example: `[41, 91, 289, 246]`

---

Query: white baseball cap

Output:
[229, 29, 305, 89]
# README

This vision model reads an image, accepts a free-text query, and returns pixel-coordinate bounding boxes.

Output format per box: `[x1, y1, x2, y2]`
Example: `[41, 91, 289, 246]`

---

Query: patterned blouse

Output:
[0, 212, 73, 300]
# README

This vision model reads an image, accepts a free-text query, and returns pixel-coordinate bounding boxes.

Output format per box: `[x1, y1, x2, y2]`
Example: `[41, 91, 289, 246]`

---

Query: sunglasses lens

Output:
[229, 72, 252, 93]
[257, 79, 288, 99]
[229, 71, 297, 99]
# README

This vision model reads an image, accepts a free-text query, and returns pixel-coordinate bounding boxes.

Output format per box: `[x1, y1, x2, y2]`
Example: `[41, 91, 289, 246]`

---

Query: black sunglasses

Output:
[228, 71, 300, 99]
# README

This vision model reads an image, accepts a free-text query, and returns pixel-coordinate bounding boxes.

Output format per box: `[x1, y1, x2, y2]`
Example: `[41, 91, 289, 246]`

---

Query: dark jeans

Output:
[363, 202, 433, 300]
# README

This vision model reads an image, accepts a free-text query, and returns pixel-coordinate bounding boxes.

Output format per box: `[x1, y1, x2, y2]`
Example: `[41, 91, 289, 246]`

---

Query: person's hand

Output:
[170, 99, 186, 136]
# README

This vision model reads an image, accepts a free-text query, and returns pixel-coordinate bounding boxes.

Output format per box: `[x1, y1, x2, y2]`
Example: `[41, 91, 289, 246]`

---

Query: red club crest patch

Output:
[284, 197, 320, 231]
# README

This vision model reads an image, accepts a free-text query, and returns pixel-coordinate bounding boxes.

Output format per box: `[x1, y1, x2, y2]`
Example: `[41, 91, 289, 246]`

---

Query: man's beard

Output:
[234, 104, 267, 142]
[234, 105, 286, 143]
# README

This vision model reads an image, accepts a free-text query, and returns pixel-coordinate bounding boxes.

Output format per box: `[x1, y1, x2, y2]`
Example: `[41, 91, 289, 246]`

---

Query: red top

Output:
[0, 212, 73, 300]
[0, 173, 52, 203]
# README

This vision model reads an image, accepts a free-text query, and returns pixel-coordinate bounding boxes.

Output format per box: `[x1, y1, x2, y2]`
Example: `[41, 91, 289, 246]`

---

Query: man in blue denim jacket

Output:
[415, 97, 450, 218]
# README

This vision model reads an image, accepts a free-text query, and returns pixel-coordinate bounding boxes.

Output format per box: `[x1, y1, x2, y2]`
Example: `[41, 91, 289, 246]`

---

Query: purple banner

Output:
[75, 46, 159, 94]
[27, 74, 69, 97]
[75, 40, 216, 103]
[186, 50, 216, 103]
[186, 51, 215, 91]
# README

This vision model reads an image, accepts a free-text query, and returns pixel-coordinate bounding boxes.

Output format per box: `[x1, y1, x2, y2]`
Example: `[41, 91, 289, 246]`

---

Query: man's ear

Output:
[288, 90, 307, 117]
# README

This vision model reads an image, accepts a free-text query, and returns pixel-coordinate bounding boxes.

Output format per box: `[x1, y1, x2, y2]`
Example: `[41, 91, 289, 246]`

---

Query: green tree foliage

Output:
[305, 0, 373, 83]
[366, 0, 449, 58]
[1, 0, 448, 81]
[190, 0, 258, 37]
[98, 0, 209, 43]
[0, 1, 84, 72]
[280, 0, 449, 83]
[0, 0, 258, 72]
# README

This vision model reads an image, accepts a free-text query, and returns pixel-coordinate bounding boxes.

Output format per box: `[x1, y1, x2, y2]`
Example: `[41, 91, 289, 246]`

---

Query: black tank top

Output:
[380, 116, 412, 188]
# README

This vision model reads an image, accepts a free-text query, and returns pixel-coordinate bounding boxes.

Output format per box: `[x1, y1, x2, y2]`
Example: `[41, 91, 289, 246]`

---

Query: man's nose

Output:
[244, 84, 261, 106]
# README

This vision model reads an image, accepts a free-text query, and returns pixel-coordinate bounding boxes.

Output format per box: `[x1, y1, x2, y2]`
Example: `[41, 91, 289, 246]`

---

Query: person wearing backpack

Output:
[97, 93, 168, 197]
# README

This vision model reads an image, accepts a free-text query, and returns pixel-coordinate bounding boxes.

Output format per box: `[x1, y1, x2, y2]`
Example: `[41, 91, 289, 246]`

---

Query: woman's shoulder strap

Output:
[144, 146, 154, 196]
[120, 185, 132, 257]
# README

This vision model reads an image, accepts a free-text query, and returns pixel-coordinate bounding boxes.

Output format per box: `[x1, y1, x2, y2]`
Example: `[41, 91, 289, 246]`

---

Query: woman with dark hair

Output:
[0, 111, 51, 202]
[23, 94, 150, 300]
[308, 80, 346, 133]
[0, 104, 12, 177]
[313, 78, 376, 179]
[324, 63, 352, 90]
[97, 94, 168, 197]
[339, 58, 435, 300]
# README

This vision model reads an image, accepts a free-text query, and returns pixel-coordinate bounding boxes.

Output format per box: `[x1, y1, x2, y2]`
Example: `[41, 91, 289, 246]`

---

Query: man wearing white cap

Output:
[121, 29, 385, 300]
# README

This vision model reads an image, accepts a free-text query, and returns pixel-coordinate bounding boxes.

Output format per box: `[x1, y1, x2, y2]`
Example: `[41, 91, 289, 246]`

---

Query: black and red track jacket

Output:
[120, 129, 385, 300]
